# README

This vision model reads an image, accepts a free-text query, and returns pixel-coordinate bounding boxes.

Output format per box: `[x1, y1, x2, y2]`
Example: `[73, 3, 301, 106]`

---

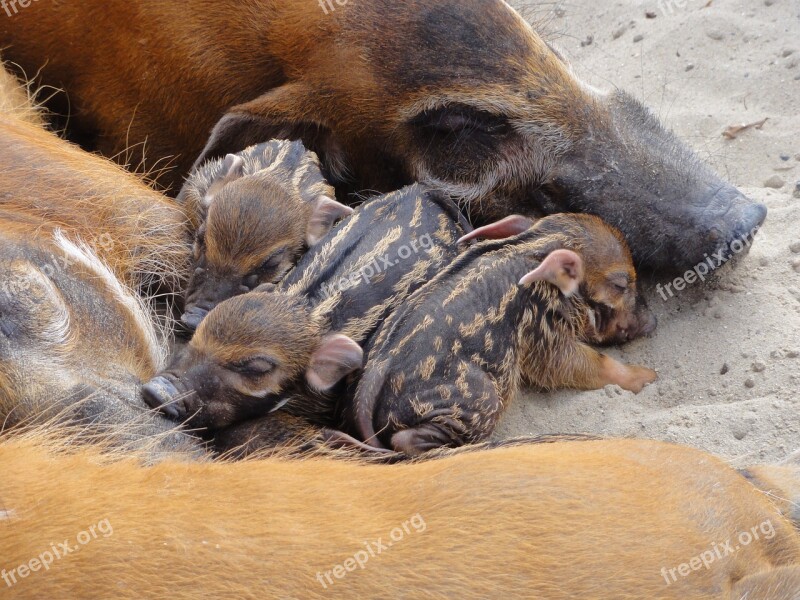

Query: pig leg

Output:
[389, 377, 503, 456]
[391, 422, 463, 456]
[540, 341, 657, 394]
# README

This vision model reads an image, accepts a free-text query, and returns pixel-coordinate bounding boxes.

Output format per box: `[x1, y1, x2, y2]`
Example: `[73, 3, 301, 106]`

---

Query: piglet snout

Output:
[141, 376, 181, 420]
[180, 306, 210, 333]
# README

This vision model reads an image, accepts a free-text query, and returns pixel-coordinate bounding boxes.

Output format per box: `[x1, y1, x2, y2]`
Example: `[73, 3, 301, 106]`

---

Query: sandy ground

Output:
[497, 0, 800, 464]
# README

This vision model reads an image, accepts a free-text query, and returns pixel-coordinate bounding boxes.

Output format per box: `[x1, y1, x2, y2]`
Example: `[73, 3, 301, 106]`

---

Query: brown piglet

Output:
[350, 213, 658, 455]
[143, 185, 470, 440]
[178, 140, 352, 331]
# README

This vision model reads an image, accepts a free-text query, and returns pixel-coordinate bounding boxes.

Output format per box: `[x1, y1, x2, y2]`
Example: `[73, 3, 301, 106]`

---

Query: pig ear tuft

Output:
[457, 215, 535, 245]
[190, 83, 350, 184]
[306, 334, 364, 392]
[204, 154, 246, 206]
[306, 196, 354, 246]
[519, 249, 584, 297]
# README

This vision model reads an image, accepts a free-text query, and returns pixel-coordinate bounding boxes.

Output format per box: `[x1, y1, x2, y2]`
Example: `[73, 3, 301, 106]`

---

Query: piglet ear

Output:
[204, 154, 246, 206]
[306, 334, 364, 392]
[519, 249, 584, 297]
[457, 215, 535, 245]
[305, 196, 354, 246]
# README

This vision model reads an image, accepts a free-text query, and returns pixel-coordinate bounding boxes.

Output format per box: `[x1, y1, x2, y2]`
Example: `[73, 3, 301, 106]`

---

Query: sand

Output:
[497, 0, 800, 464]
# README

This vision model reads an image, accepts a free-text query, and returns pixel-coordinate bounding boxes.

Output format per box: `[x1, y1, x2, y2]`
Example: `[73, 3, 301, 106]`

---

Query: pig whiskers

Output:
[361, 420, 392, 450]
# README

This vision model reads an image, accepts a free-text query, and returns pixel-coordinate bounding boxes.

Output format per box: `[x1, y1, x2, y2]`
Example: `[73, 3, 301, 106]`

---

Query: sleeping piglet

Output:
[177, 140, 352, 331]
[349, 213, 658, 455]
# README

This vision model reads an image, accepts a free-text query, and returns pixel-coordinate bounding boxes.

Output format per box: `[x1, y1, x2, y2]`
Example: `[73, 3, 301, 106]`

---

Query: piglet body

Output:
[350, 214, 658, 455]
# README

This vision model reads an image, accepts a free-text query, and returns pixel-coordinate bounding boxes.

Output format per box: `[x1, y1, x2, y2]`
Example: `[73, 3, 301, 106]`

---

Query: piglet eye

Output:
[607, 274, 630, 295]
[230, 357, 276, 378]
[259, 248, 287, 272]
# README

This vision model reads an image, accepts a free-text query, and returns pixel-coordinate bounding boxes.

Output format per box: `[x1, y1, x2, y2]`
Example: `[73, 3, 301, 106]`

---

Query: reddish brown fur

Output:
[1, 433, 799, 598]
[0, 63, 197, 454]
[0, 0, 766, 272]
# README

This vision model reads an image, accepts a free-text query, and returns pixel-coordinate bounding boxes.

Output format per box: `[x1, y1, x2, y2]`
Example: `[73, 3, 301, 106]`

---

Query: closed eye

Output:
[607, 273, 630, 295]
[228, 357, 277, 378]
[258, 247, 287, 273]
[410, 104, 510, 138]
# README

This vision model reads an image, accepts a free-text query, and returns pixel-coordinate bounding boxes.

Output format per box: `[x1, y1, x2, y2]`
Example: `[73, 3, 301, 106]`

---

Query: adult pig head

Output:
[198, 0, 766, 271]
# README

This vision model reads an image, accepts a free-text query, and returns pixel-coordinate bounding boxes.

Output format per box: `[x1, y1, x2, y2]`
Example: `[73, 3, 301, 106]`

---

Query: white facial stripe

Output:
[54, 230, 166, 371]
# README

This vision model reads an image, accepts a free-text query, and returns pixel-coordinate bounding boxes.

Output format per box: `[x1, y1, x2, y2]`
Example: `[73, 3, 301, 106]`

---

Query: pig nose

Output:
[180, 306, 210, 332]
[639, 310, 658, 337]
[141, 376, 181, 420]
[728, 202, 767, 247]
[707, 186, 767, 248]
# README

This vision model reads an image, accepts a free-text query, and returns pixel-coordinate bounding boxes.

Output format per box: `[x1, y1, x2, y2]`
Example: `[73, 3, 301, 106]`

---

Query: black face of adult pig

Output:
[531, 90, 767, 273]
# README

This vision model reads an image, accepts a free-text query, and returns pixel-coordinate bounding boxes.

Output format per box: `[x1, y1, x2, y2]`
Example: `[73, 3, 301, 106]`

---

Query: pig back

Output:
[281, 184, 470, 344]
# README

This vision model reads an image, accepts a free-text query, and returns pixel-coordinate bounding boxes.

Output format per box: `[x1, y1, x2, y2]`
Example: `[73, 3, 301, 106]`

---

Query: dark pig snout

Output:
[542, 90, 769, 273]
[713, 187, 767, 252]
[141, 376, 181, 420]
[181, 277, 246, 334]
[180, 306, 210, 332]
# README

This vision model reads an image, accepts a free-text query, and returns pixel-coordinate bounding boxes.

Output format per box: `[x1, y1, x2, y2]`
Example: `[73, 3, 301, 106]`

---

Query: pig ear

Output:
[519, 249, 584, 297]
[192, 82, 349, 183]
[457, 215, 535, 245]
[204, 154, 245, 206]
[306, 196, 353, 246]
[306, 334, 364, 392]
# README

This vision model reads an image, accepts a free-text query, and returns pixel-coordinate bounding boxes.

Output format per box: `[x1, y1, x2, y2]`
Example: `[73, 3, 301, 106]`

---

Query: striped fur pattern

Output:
[177, 140, 334, 229]
[145, 185, 471, 441]
[175, 140, 347, 331]
[349, 214, 657, 454]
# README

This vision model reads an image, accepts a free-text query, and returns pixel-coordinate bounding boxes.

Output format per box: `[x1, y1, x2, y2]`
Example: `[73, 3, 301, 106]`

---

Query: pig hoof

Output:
[391, 425, 458, 456]
[623, 366, 658, 394]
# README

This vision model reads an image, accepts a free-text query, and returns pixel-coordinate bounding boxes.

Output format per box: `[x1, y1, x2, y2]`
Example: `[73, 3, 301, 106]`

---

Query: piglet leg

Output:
[390, 394, 502, 456]
[544, 342, 657, 394]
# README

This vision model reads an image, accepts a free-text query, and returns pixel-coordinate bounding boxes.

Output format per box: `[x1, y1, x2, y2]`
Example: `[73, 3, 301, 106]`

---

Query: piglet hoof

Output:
[620, 365, 658, 394]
